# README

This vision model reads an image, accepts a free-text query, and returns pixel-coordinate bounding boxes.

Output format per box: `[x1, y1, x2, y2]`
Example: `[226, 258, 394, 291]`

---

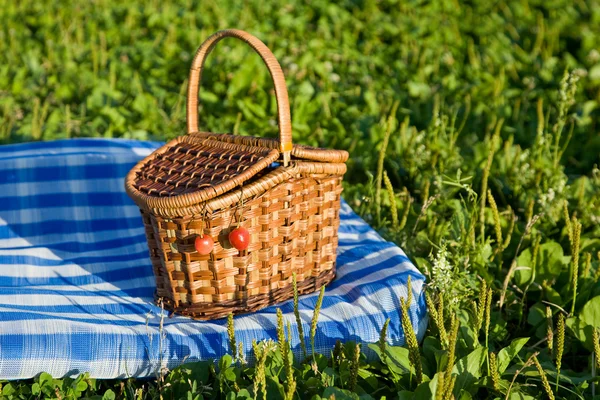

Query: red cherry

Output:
[229, 227, 250, 251]
[194, 235, 214, 255]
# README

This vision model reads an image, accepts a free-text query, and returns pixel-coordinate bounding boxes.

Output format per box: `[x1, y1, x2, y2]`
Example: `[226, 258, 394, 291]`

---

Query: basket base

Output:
[157, 267, 336, 320]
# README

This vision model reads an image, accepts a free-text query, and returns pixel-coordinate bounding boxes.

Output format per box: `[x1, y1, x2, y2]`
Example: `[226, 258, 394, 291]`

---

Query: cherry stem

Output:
[200, 203, 207, 238]
[237, 186, 244, 228]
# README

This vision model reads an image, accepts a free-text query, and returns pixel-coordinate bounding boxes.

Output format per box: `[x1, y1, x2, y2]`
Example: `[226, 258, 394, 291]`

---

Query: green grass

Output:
[1, 0, 600, 399]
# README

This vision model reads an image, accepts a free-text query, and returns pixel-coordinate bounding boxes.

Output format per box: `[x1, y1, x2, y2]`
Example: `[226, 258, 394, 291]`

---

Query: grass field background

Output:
[1, 0, 600, 399]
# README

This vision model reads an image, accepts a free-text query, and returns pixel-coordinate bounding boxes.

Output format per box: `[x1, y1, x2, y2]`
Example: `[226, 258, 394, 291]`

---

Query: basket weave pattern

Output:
[144, 174, 342, 319]
[126, 29, 348, 320]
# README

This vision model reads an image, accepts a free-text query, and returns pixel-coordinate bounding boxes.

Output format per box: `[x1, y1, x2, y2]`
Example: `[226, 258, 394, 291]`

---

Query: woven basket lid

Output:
[129, 134, 279, 198]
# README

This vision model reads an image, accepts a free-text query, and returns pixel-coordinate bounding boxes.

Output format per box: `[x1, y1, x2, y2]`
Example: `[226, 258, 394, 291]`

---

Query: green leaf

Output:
[457, 391, 473, 400]
[527, 303, 548, 339]
[508, 391, 535, 400]
[225, 391, 236, 400]
[224, 367, 236, 382]
[458, 325, 478, 350]
[265, 376, 286, 399]
[536, 242, 568, 281]
[589, 64, 600, 83]
[368, 344, 414, 375]
[407, 81, 432, 99]
[452, 347, 487, 396]
[497, 337, 530, 374]
[397, 390, 413, 400]
[2, 383, 16, 396]
[581, 296, 600, 328]
[199, 91, 219, 103]
[413, 372, 439, 399]
[39, 372, 53, 388]
[236, 389, 253, 399]
[75, 379, 88, 392]
[219, 354, 233, 371]
[544, 285, 563, 305]
[566, 316, 596, 350]
[323, 387, 360, 400]
[514, 248, 532, 286]
[103, 389, 116, 400]
[297, 81, 315, 98]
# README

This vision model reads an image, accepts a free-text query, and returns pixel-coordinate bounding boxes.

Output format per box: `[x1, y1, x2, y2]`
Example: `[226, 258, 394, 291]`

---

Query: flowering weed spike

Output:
[437, 294, 448, 347]
[422, 180, 431, 205]
[399, 187, 412, 231]
[348, 343, 360, 391]
[502, 207, 515, 251]
[438, 314, 458, 398]
[546, 306, 554, 356]
[332, 340, 344, 368]
[532, 235, 541, 272]
[284, 321, 296, 400]
[238, 341, 246, 365]
[487, 190, 503, 254]
[571, 217, 581, 315]
[378, 318, 390, 363]
[476, 280, 487, 333]
[401, 297, 423, 385]
[444, 374, 457, 400]
[533, 355, 555, 400]
[593, 328, 600, 371]
[292, 273, 306, 358]
[406, 275, 413, 307]
[563, 200, 572, 243]
[426, 292, 446, 345]
[227, 313, 237, 360]
[595, 251, 600, 282]
[252, 339, 261, 399]
[583, 252, 592, 279]
[310, 285, 326, 358]
[375, 101, 399, 224]
[435, 372, 445, 400]
[556, 313, 565, 392]
[468, 211, 477, 248]
[252, 340, 268, 400]
[383, 170, 398, 229]
[445, 313, 459, 383]
[485, 288, 492, 350]
[526, 198, 535, 224]
[277, 308, 286, 357]
[489, 352, 501, 392]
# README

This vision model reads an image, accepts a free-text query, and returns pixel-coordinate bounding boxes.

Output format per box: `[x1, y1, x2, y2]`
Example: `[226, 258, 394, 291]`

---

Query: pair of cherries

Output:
[194, 227, 250, 255]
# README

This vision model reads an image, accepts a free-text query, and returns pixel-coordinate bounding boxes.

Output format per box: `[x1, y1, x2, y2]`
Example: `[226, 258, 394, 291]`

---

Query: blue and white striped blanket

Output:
[0, 139, 426, 380]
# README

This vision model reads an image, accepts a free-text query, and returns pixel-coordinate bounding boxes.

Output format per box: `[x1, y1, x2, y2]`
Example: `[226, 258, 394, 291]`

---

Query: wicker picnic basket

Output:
[125, 29, 348, 320]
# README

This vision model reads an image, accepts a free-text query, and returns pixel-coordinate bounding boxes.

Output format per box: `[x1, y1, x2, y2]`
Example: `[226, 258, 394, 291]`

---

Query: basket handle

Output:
[187, 29, 292, 166]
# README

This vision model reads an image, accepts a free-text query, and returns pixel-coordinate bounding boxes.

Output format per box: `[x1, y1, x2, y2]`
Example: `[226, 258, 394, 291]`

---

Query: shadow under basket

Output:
[125, 29, 348, 320]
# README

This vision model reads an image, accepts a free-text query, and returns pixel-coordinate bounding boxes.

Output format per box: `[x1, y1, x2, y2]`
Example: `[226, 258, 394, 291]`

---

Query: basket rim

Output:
[126, 157, 347, 218]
